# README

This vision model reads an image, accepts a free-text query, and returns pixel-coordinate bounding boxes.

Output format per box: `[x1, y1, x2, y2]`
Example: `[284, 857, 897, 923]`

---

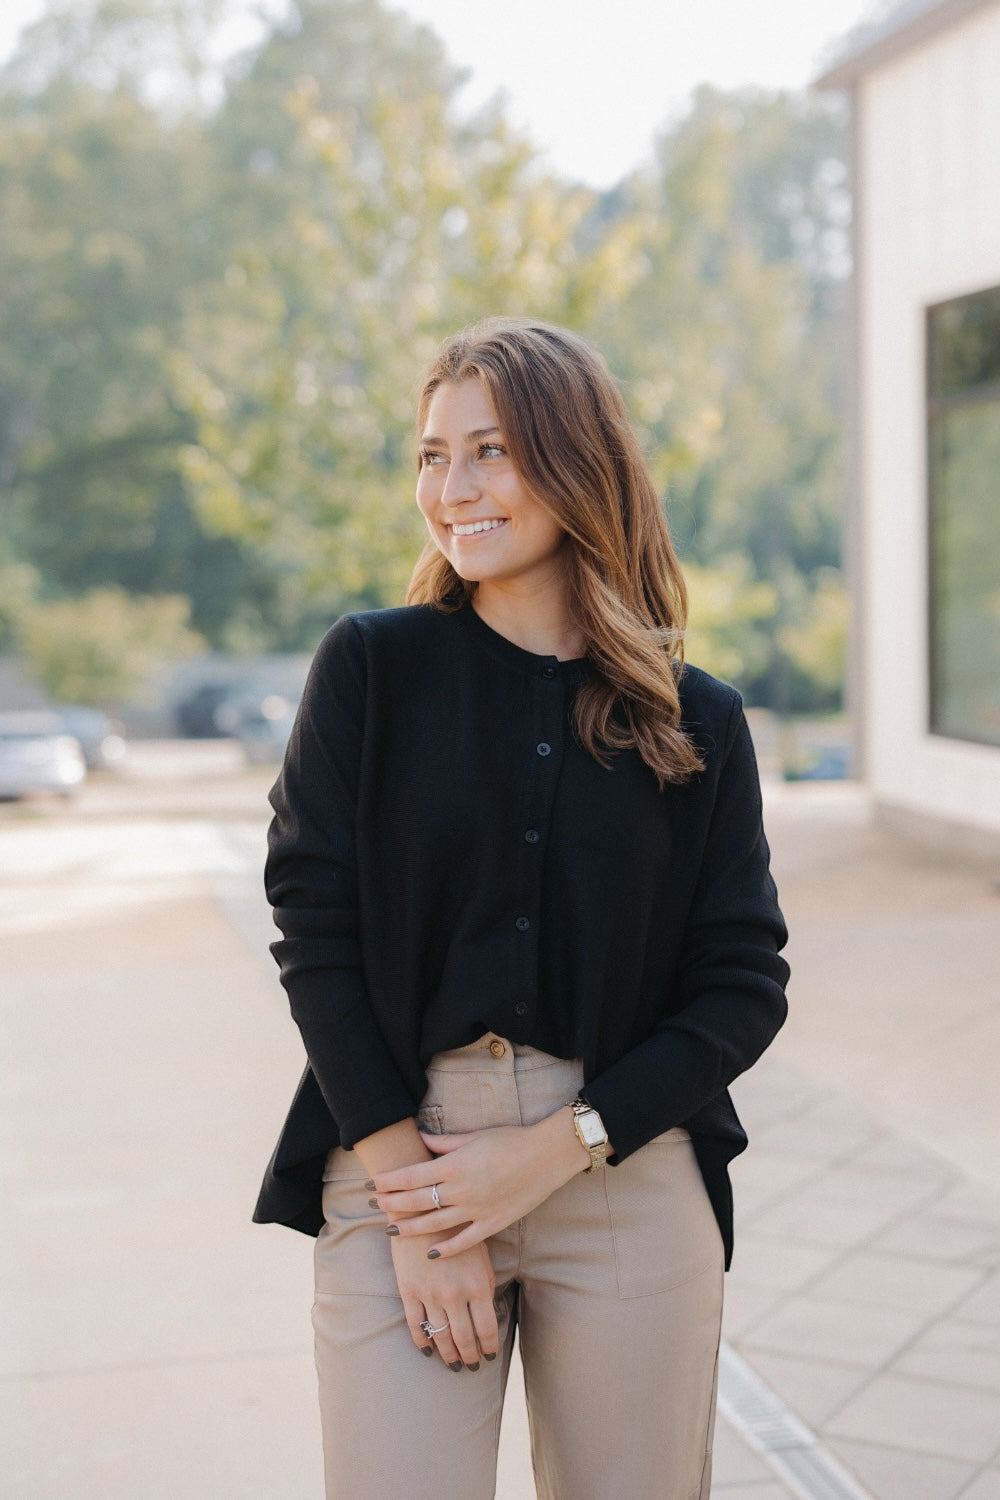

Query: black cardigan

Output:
[254, 603, 789, 1266]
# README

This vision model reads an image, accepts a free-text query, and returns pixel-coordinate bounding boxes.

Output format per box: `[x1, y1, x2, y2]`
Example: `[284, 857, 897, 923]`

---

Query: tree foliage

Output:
[594, 85, 848, 709]
[16, 586, 204, 706]
[0, 0, 849, 709]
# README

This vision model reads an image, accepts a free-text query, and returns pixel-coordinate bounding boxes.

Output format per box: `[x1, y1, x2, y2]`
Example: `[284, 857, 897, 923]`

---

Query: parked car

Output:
[217, 688, 299, 764]
[783, 742, 851, 781]
[173, 681, 255, 738]
[172, 661, 308, 758]
[50, 706, 126, 770]
[0, 712, 87, 799]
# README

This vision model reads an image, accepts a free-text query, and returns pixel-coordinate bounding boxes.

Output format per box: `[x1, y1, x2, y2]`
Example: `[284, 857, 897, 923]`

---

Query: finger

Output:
[425, 1220, 494, 1258]
[374, 1183, 457, 1216]
[469, 1293, 500, 1359]
[423, 1308, 464, 1372]
[386, 1207, 468, 1238]
[401, 1295, 435, 1356]
[418, 1130, 469, 1155]
[371, 1157, 452, 1194]
[445, 1304, 481, 1369]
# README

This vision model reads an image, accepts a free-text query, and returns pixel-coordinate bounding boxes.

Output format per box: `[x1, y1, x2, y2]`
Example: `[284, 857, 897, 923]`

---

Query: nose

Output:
[440, 454, 479, 509]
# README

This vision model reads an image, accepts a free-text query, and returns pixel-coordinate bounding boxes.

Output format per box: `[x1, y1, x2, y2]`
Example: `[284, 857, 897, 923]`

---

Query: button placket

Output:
[508, 672, 565, 1035]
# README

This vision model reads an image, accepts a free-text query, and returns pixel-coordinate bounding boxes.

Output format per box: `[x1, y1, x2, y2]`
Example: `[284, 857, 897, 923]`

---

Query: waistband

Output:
[426, 1033, 580, 1075]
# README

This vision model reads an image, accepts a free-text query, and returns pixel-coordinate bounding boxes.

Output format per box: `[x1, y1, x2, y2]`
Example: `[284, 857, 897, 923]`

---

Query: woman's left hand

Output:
[369, 1112, 589, 1258]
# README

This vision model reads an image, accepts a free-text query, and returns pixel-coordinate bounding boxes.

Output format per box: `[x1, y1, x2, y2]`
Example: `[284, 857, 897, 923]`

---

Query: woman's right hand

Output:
[390, 1231, 498, 1371]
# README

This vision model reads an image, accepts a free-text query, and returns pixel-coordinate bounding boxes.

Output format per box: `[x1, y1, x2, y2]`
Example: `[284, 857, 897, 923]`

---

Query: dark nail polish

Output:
[467, 1362, 480, 1372]
[448, 1361, 463, 1372]
[427, 1248, 441, 1259]
[483, 1352, 497, 1361]
[420, 1345, 434, 1357]
[385, 1225, 399, 1236]
[367, 1197, 379, 1209]
[363, 1179, 375, 1190]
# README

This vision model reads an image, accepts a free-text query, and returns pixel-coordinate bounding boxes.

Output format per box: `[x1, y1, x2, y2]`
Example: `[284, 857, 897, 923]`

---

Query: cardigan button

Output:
[524, 829, 540, 844]
[542, 666, 556, 679]
[513, 1002, 528, 1017]
[514, 916, 530, 932]
[536, 742, 552, 757]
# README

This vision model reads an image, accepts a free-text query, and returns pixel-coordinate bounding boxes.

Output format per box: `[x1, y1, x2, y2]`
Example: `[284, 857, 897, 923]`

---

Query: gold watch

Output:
[569, 1096, 608, 1172]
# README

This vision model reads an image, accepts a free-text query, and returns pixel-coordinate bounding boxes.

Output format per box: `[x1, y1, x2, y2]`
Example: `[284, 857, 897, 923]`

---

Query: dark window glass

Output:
[927, 286, 1000, 748]
[928, 284, 1000, 397]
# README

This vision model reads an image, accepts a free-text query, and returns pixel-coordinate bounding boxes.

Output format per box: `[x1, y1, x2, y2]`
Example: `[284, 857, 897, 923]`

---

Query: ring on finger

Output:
[419, 1319, 449, 1338]
[430, 1182, 443, 1211]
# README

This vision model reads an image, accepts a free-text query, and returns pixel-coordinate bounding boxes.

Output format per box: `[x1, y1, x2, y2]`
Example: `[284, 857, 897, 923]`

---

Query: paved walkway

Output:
[2, 752, 999, 1498]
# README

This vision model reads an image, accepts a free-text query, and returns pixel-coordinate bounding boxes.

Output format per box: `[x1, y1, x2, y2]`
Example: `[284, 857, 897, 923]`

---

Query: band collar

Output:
[457, 602, 589, 682]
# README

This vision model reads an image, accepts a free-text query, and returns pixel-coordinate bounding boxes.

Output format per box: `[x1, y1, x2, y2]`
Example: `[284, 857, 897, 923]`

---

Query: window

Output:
[927, 285, 1000, 747]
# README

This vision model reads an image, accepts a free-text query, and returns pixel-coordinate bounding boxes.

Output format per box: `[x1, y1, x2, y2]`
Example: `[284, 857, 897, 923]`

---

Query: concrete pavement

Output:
[2, 748, 999, 1498]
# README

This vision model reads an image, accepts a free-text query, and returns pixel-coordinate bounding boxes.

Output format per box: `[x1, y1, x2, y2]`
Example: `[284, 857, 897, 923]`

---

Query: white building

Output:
[818, 0, 1000, 857]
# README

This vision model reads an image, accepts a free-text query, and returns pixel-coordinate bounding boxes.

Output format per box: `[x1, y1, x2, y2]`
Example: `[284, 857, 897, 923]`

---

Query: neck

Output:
[472, 581, 584, 661]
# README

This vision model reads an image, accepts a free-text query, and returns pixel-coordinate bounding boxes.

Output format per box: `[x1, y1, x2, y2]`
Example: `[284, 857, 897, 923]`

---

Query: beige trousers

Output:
[313, 1034, 724, 1500]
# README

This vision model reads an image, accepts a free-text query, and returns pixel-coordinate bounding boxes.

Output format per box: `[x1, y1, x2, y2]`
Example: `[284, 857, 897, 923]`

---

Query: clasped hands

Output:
[368, 1114, 587, 1260]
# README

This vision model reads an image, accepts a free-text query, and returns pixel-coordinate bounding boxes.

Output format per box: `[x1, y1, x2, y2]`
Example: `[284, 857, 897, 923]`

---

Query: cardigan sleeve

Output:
[265, 616, 418, 1148]
[581, 696, 789, 1161]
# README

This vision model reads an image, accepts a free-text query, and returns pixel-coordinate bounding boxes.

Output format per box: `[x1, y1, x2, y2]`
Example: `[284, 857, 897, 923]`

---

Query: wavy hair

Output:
[406, 318, 704, 785]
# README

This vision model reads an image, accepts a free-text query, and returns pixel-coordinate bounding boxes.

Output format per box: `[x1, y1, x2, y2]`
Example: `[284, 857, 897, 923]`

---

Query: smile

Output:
[449, 519, 508, 536]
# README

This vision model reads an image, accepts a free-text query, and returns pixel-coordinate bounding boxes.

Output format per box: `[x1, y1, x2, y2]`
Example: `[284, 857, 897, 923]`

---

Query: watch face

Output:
[578, 1112, 606, 1147]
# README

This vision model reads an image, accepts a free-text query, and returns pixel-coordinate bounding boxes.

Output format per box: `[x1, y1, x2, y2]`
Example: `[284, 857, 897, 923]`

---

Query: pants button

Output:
[489, 1039, 506, 1058]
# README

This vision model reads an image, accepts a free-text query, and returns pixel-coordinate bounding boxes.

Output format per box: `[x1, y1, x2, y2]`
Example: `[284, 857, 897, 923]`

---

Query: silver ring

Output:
[431, 1182, 442, 1210]
[419, 1319, 449, 1338]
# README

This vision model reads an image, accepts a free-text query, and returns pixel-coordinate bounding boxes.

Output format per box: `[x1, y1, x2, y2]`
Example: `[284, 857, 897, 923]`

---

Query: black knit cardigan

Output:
[255, 603, 789, 1268]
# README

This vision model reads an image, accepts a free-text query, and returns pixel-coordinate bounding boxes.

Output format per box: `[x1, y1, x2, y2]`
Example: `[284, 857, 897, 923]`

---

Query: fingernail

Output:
[385, 1225, 400, 1236]
[420, 1345, 434, 1358]
[448, 1361, 463, 1372]
[483, 1352, 497, 1361]
[467, 1361, 480, 1372]
[367, 1197, 379, 1209]
[364, 1179, 375, 1190]
[427, 1248, 440, 1259]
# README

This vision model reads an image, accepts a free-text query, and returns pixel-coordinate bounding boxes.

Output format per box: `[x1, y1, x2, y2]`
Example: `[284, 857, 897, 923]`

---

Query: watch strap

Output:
[569, 1096, 608, 1172]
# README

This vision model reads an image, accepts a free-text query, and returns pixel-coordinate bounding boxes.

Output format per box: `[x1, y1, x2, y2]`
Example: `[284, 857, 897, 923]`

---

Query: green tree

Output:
[0, 0, 266, 640]
[683, 558, 778, 685]
[16, 586, 204, 706]
[593, 87, 847, 707]
[172, 0, 639, 646]
[0, 3, 850, 711]
[777, 568, 849, 710]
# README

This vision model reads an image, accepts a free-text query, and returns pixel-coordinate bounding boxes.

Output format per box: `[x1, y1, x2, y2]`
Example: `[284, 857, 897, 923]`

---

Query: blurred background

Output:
[4, 3, 1000, 1499]
[0, 0, 869, 784]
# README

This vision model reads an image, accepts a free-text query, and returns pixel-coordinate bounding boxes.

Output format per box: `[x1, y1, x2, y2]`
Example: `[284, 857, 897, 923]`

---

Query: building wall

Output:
[855, 1, 1000, 834]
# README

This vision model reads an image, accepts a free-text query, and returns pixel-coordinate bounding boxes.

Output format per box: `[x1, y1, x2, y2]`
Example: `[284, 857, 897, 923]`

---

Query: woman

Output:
[255, 318, 789, 1500]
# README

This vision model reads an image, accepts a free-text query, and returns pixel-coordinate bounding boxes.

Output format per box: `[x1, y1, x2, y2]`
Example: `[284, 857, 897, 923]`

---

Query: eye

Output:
[479, 442, 505, 459]
[419, 448, 447, 467]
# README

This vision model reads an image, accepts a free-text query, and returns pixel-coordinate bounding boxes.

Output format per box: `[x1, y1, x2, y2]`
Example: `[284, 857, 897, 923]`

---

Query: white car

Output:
[0, 712, 87, 799]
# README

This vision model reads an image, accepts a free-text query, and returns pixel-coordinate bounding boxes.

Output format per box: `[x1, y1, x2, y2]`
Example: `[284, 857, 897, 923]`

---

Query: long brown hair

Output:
[406, 318, 704, 786]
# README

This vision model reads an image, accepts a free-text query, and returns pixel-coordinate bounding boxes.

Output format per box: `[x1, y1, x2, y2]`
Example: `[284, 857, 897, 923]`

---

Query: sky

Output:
[0, 0, 880, 187]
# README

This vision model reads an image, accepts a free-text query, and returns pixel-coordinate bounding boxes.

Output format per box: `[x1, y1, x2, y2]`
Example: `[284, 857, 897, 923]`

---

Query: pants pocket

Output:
[604, 1130, 722, 1299]
[317, 1147, 397, 1298]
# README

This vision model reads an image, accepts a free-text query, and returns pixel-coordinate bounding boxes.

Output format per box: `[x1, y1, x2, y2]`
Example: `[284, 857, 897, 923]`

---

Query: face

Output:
[416, 378, 567, 596]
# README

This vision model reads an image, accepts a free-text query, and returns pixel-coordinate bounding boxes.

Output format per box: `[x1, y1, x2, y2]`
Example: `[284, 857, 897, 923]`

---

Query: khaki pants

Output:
[314, 1034, 724, 1500]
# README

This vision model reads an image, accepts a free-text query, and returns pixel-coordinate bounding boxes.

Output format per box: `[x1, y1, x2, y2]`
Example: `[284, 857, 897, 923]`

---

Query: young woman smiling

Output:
[256, 318, 789, 1500]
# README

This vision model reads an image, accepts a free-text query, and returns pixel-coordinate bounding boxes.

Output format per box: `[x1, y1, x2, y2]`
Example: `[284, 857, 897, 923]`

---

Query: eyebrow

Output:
[419, 426, 502, 446]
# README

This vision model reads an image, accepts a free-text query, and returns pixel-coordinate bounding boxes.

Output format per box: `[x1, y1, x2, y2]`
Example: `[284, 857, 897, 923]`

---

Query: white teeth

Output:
[451, 519, 506, 536]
